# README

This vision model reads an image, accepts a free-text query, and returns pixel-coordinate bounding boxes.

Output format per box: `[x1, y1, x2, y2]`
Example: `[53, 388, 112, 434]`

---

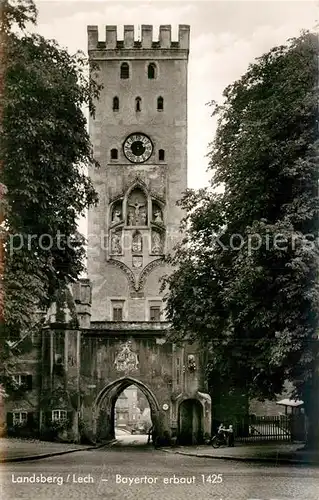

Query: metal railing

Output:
[232, 415, 297, 442]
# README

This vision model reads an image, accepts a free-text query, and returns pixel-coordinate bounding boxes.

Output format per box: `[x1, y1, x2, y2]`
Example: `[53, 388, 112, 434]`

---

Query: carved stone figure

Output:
[151, 232, 162, 254]
[187, 354, 196, 372]
[132, 232, 142, 253]
[140, 210, 147, 225]
[153, 210, 163, 223]
[132, 256, 143, 269]
[129, 199, 145, 225]
[112, 209, 121, 224]
[114, 341, 139, 373]
[128, 211, 134, 226]
[111, 232, 122, 254]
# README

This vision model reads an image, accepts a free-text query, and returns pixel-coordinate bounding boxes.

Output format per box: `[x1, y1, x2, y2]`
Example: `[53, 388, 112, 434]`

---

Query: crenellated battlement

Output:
[87, 25, 190, 51]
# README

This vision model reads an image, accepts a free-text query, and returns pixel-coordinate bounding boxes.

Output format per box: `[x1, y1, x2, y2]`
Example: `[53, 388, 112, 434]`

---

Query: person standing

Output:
[227, 424, 234, 446]
[147, 425, 153, 445]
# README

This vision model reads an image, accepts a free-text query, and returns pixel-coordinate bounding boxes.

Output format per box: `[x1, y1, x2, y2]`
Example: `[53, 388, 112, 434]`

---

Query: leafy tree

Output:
[0, 0, 100, 339]
[164, 32, 319, 447]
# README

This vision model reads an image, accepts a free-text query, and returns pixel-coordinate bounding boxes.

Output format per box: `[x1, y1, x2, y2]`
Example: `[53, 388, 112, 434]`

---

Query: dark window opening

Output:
[135, 97, 141, 112]
[113, 307, 123, 321]
[157, 96, 164, 111]
[111, 148, 118, 160]
[148, 63, 156, 79]
[159, 149, 165, 161]
[120, 62, 129, 79]
[150, 306, 161, 321]
[113, 96, 119, 111]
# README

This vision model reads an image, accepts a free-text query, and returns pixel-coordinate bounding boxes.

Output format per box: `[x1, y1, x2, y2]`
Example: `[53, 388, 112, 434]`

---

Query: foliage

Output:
[7, 420, 30, 438]
[40, 417, 70, 442]
[2, 375, 26, 396]
[0, 0, 101, 338]
[49, 418, 70, 432]
[0, 0, 37, 34]
[164, 32, 319, 437]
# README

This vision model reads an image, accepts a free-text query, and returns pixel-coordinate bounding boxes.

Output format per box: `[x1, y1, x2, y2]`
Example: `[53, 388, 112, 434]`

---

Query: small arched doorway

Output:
[93, 377, 160, 443]
[178, 399, 203, 445]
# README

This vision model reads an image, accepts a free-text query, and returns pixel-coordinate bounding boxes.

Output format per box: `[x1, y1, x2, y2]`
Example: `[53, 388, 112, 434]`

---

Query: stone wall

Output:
[3, 333, 42, 437]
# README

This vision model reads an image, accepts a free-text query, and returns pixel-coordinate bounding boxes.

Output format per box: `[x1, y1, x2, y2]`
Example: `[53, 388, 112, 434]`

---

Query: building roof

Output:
[276, 399, 304, 407]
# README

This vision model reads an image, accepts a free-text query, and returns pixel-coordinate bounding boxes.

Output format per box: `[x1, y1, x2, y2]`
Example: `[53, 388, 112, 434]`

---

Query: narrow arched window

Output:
[113, 96, 119, 111]
[111, 148, 118, 160]
[120, 62, 129, 79]
[157, 96, 164, 111]
[148, 63, 156, 79]
[159, 149, 165, 161]
[135, 97, 141, 112]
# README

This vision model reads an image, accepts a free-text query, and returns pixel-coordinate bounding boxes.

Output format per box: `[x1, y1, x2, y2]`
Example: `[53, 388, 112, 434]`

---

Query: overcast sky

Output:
[34, 1, 317, 236]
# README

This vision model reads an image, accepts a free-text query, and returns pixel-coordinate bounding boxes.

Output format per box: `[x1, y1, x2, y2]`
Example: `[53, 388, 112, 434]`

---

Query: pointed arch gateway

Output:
[93, 377, 161, 441]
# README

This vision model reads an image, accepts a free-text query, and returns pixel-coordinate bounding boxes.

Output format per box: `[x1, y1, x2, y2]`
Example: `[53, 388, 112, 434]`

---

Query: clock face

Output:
[123, 133, 153, 163]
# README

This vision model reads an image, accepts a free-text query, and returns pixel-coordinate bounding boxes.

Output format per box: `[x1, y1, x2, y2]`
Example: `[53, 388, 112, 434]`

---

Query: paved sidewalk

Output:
[0, 437, 98, 462]
[162, 442, 319, 465]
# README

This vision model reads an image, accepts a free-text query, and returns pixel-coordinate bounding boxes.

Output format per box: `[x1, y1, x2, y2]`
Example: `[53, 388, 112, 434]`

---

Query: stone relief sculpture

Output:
[128, 199, 145, 225]
[132, 231, 143, 253]
[151, 231, 162, 254]
[114, 341, 139, 373]
[140, 210, 147, 225]
[152, 201, 164, 225]
[132, 256, 143, 269]
[153, 209, 163, 223]
[128, 211, 134, 226]
[112, 209, 122, 224]
[127, 188, 148, 226]
[187, 354, 196, 372]
[108, 257, 165, 292]
[111, 232, 122, 254]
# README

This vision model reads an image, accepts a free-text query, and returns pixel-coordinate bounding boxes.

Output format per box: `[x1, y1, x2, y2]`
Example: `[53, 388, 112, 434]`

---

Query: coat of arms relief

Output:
[114, 341, 139, 373]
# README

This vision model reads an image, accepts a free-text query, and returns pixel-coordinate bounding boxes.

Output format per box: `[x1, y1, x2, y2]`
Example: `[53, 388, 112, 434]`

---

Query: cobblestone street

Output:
[1, 443, 318, 500]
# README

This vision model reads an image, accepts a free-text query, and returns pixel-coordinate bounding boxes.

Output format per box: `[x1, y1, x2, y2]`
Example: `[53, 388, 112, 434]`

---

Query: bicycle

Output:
[210, 432, 228, 448]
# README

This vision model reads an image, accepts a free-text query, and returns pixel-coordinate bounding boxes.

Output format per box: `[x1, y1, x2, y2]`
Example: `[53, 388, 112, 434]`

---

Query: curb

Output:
[0, 440, 116, 463]
[107, 439, 118, 446]
[161, 449, 319, 466]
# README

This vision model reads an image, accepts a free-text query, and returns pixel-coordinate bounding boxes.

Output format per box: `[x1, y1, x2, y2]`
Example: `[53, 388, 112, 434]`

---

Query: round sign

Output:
[162, 403, 169, 411]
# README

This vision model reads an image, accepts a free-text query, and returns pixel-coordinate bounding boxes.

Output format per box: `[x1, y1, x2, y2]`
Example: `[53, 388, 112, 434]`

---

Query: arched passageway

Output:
[178, 398, 203, 445]
[114, 384, 152, 445]
[93, 377, 160, 443]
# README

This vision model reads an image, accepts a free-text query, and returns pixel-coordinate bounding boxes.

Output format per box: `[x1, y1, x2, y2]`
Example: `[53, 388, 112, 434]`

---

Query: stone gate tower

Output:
[85, 24, 211, 444]
[87, 24, 189, 314]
